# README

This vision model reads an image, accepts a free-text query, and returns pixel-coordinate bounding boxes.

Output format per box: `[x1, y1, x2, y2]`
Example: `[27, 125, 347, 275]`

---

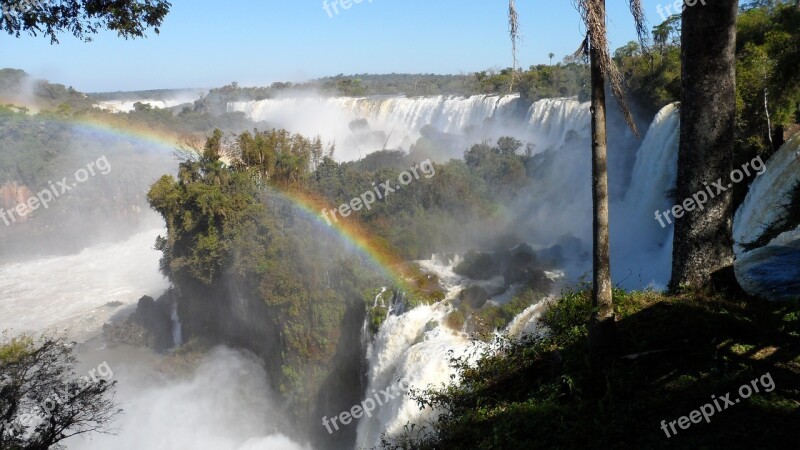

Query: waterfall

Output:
[524, 97, 592, 151]
[610, 103, 680, 289]
[733, 133, 800, 300]
[227, 95, 588, 161]
[373, 287, 387, 308]
[352, 101, 685, 447]
[354, 253, 554, 449]
[734, 133, 800, 253]
[171, 300, 183, 347]
[93, 90, 205, 113]
[355, 298, 477, 449]
[229, 93, 686, 444]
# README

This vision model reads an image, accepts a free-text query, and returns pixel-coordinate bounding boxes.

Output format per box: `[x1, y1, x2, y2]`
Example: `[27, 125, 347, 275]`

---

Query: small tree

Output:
[1, 333, 119, 449]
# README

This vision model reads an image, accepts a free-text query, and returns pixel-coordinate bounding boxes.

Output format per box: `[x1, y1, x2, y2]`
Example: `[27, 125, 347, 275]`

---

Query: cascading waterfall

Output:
[734, 133, 800, 252]
[355, 254, 553, 449]
[733, 133, 800, 299]
[357, 308, 476, 449]
[361, 287, 389, 347]
[373, 287, 387, 308]
[171, 300, 183, 347]
[93, 91, 205, 113]
[350, 100, 684, 448]
[524, 97, 592, 151]
[610, 103, 680, 289]
[228, 95, 587, 161]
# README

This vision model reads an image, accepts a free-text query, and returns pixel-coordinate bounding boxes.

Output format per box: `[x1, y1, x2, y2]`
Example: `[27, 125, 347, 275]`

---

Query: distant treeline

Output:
[0, 68, 94, 111]
[89, 88, 207, 102]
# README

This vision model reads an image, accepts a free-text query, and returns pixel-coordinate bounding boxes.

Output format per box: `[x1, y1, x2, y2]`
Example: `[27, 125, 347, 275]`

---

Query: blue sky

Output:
[1, 0, 669, 92]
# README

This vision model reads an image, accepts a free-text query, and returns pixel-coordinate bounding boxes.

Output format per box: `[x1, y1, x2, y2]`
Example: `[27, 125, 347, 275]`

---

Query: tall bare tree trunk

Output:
[670, 0, 738, 290]
[588, 0, 614, 355]
[508, 0, 519, 93]
[765, 86, 774, 151]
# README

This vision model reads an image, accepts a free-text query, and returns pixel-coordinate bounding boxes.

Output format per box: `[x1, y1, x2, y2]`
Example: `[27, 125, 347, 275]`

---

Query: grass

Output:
[381, 287, 800, 449]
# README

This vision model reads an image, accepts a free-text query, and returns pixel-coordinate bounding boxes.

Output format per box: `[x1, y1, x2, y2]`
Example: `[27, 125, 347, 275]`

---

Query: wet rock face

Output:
[454, 250, 501, 280]
[103, 295, 173, 350]
[459, 285, 490, 309]
[455, 244, 554, 292]
[735, 244, 800, 301]
[0, 182, 33, 223]
[503, 244, 537, 285]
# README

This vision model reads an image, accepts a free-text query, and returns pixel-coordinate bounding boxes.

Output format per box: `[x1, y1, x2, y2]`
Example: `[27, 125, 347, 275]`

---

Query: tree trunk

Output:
[588, 0, 614, 356]
[765, 86, 774, 151]
[670, 0, 738, 290]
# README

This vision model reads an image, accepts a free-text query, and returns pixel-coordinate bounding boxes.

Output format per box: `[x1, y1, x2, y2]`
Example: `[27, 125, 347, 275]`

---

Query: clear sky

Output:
[1, 0, 669, 92]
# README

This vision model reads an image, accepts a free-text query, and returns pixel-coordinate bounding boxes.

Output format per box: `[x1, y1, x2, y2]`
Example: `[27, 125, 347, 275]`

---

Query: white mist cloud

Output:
[66, 347, 310, 450]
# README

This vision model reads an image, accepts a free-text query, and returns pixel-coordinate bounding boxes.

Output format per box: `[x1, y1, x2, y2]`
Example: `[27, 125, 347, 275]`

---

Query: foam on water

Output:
[0, 228, 169, 340]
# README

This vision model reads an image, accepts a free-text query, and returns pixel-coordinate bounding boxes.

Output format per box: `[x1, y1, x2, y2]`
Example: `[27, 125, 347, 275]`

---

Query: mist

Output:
[66, 346, 308, 450]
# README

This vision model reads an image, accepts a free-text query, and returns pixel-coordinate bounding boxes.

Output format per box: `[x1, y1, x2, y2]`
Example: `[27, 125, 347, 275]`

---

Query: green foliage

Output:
[1, 0, 171, 43]
[467, 288, 542, 339]
[238, 129, 328, 185]
[0, 68, 95, 111]
[308, 139, 531, 260]
[516, 63, 590, 102]
[736, 2, 800, 156]
[613, 39, 681, 117]
[147, 129, 385, 422]
[368, 306, 388, 335]
[463, 138, 529, 195]
[385, 289, 800, 449]
[540, 287, 592, 346]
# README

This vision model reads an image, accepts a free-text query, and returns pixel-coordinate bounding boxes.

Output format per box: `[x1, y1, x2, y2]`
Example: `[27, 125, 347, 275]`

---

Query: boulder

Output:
[454, 251, 500, 280]
[459, 285, 490, 309]
[503, 244, 537, 285]
[103, 294, 173, 350]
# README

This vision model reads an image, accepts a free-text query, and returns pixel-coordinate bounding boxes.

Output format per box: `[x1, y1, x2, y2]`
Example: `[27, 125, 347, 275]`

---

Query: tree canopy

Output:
[1, 0, 171, 43]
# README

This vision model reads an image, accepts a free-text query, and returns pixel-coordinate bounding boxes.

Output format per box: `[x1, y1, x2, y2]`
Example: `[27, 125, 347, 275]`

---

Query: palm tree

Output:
[669, 0, 739, 290]
[549, 52, 555, 65]
[509, 0, 645, 356]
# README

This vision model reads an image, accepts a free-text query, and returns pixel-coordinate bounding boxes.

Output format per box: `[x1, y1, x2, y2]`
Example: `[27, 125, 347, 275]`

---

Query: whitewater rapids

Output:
[0, 229, 308, 450]
[0, 228, 169, 341]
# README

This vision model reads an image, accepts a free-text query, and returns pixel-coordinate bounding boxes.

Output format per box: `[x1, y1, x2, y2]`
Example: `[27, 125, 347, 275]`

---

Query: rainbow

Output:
[1, 102, 414, 288]
[276, 187, 414, 288]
